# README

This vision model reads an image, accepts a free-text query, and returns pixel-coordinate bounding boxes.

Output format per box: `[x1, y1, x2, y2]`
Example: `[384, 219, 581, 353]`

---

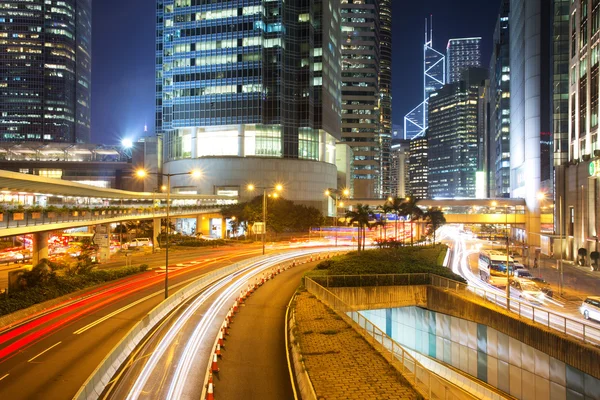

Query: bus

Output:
[479, 250, 514, 285]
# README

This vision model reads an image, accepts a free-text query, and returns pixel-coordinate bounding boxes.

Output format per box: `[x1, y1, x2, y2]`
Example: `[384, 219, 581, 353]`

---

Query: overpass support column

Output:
[31, 231, 49, 266]
[222, 217, 227, 239]
[153, 218, 161, 249]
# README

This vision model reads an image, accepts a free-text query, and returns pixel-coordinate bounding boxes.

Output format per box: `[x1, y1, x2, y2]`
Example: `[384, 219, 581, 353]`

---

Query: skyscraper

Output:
[378, 0, 393, 197]
[446, 37, 482, 84]
[0, 0, 92, 143]
[510, 0, 553, 245]
[404, 17, 445, 141]
[156, 0, 342, 209]
[390, 140, 410, 198]
[427, 68, 487, 199]
[340, 0, 381, 198]
[409, 135, 428, 199]
[489, 1, 511, 198]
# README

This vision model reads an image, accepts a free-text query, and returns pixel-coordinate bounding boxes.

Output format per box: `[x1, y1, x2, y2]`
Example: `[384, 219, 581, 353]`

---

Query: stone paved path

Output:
[294, 291, 418, 400]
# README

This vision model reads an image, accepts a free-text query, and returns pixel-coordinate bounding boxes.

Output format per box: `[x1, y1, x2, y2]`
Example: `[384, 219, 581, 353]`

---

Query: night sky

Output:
[91, 1, 500, 144]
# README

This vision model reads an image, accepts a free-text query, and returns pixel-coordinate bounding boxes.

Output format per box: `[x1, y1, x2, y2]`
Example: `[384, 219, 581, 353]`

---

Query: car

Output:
[580, 297, 600, 321]
[513, 269, 533, 279]
[513, 262, 526, 272]
[529, 277, 554, 298]
[126, 238, 152, 248]
[513, 280, 546, 301]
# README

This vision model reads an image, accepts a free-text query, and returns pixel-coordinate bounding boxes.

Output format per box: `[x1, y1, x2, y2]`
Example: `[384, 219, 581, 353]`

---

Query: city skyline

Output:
[91, 1, 499, 145]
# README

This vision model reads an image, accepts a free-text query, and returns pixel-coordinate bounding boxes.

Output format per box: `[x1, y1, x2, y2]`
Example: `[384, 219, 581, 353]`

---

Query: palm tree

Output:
[346, 204, 372, 251]
[403, 197, 424, 246]
[424, 208, 446, 244]
[385, 197, 404, 241]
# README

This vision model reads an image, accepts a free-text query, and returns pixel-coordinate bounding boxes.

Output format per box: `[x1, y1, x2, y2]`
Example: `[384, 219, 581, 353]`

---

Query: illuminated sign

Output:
[590, 160, 600, 177]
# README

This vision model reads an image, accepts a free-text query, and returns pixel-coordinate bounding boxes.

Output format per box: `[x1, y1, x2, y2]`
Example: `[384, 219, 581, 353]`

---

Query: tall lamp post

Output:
[136, 168, 201, 299]
[247, 183, 283, 255]
[325, 188, 350, 247]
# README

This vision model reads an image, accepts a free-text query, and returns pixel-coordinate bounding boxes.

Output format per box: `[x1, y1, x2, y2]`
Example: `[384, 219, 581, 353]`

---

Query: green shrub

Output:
[0, 264, 148, 317]
[139, 264, 149, 271]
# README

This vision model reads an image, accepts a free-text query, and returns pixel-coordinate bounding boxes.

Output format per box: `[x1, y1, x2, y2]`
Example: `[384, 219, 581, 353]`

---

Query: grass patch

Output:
[307, 245, 465, 284]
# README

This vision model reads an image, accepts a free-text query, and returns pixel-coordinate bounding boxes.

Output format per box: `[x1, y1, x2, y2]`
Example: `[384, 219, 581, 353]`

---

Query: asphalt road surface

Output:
[215, 262, 317, 400]
[0, 246, 262, 400]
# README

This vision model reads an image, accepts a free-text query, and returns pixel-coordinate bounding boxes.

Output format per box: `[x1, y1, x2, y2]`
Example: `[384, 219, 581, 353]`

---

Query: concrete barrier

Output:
[329, 285, 428, 310]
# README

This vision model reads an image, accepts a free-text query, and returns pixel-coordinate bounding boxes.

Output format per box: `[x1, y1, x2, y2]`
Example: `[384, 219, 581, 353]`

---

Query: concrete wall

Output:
[329, 285, 428, 310]
[164, 157, 337, 214]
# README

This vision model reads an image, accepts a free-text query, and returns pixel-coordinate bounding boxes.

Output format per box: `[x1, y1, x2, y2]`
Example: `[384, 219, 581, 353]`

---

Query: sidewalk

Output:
[293, 291, 417, 400]
[532, 257, 600, 300]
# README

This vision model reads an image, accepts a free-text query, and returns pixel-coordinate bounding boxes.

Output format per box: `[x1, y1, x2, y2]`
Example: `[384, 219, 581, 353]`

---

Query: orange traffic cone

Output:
[215, 343, 222, 357]
[233, 300, 238, 313]
[206, 380, 215, 400]
[206, 371, 215, 388]
[211, 353, 219, 373]
[218, 330, 224, 347]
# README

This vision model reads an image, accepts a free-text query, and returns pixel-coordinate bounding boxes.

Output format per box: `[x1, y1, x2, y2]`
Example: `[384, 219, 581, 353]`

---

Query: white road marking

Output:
[28, 341, 61, 363]
[0, 373, 9, 381]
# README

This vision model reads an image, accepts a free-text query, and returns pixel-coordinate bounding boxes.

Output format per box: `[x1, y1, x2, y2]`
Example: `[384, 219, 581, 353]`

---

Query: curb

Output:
[287, 295, 317, 400]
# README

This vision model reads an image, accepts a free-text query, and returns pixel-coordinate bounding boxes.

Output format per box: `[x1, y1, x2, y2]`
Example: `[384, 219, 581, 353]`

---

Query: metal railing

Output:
[305, 277, 481, 400]
[312, 273, 600, 347]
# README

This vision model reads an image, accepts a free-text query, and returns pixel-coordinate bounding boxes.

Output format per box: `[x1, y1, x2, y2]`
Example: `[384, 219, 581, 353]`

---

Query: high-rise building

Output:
[404, 17, 445, 141]
[409, 135, 428, 199]
[562, 0, 600, 259]
[0, 0, 92, 143]
[446, 38, 482, 84]
[379, 0, 393, 197]
[156, 0, 341, 211]
[390, 140, 410, 198]
[340, 0, 381, 198]
[489, 1, 511, 198]
[427, 68, 488, 199]
[509, 0, 554, 246]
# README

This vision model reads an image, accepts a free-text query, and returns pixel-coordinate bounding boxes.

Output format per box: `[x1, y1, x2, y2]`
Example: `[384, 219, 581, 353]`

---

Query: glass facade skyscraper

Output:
[378, 0, 392, 197]
[404, 17, 445, 141]
[340, 0, 381, 198]
[489, 1, 511, 198]
[156, 0, 341, 208]
[427, 70, 487, 199]
[0, 0, 91, 143]
[446, 37, 482, 84]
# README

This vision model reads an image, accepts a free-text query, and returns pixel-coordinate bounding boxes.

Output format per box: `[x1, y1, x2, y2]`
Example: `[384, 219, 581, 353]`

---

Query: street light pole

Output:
[334, 196, 338, 247]
[262, 188, 267, 255]
[506, 205, 510, 311]
[165, 174, 170, 299]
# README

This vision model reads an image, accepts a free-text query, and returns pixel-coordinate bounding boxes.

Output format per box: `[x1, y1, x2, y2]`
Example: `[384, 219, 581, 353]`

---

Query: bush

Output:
[0, 264, 149, 317]
[174, 238, 228, 247]
[139, 264, 149, 271]
[312, 245, 465, 284]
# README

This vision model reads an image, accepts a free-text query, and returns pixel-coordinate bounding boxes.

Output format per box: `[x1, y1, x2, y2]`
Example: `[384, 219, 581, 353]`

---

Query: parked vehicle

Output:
[126, 238, 152, 248]
[580, 297, 600, 321]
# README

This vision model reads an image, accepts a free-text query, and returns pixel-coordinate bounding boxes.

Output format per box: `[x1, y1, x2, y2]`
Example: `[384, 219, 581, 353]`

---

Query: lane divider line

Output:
[27, 341, 61, 363]
[285, 293, 299, 400]
[0, 373, 8, 381]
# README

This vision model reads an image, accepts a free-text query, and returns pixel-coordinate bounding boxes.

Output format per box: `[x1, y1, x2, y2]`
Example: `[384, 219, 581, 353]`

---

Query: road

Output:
[439, 226, 600, 345]
[215, 261, 316, 399]
[0, 246, 264, 399]
[101, 250, 329, 400]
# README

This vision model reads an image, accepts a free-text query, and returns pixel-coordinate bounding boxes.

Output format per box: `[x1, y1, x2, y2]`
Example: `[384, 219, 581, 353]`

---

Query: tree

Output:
[345, 204, 373, 251]
[403, 197, 424, 246]
[424, 208, 446, 244]
[384, 197, 404, 241]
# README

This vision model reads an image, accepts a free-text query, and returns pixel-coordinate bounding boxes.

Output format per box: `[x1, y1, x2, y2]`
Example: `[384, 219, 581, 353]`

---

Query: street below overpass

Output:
[0, 246, 265, 399]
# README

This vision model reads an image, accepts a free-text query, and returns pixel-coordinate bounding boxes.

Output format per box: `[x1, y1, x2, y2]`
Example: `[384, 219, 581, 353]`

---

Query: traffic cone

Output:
[215, 343, 222, 357]
[205, 371, 215, 389]
[211, 353, 219, 373]
[218, 330, 224, 347]
[222, 320, 229, 336]
[233, 300, 238, 313]
[206, 372, 215, 400]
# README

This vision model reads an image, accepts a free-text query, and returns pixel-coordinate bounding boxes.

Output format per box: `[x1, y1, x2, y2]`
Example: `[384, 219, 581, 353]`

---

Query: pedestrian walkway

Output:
[294, 291, 418, 400]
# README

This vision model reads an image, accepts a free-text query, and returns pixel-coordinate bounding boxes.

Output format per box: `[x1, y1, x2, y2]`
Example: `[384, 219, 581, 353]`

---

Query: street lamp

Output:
[247, 183, 283, 255]
[136, 168, 202, 299]
[325, 188, 350, 247]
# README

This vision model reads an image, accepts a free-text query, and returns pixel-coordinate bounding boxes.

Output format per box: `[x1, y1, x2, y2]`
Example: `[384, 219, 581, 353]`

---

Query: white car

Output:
[126, 238, 152, 248]
[514, 280, 546, 301]
[581, 297, 600, 321]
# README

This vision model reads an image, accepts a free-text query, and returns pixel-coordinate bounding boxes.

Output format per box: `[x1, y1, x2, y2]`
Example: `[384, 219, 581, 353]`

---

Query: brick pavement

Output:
[294, 291, 418, 400]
